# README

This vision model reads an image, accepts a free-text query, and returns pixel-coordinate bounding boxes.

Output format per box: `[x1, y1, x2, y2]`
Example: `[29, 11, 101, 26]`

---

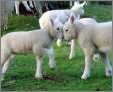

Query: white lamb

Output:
[39, 1, 87, 60]
[63, 14, 112, 79]
[1, 19, 61, 81]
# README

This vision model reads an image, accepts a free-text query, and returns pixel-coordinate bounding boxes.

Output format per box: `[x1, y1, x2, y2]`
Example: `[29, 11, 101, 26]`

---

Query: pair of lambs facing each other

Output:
[63, 14, 112, 79]
[39, 1, 87, 60]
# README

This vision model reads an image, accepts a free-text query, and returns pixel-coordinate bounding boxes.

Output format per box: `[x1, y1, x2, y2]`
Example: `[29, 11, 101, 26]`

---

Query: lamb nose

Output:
[62, 35, 64, 40]
[65, 29, 68, 32]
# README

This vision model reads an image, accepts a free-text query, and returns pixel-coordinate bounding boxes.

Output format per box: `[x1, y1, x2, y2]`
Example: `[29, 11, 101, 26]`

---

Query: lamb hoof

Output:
[81, 74, 90, 80]
[35, 75, 43, 80]
[35, 77, 43, 80]
[49, 64, 56, 69]
[49, 62, 56, 69]
[69, 56, 72, 60]
[69, 54, 75, 60]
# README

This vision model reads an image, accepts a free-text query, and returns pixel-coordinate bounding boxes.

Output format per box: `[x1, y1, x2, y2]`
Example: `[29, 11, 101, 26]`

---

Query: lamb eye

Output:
[65, 29, 68, 32]
[57, 27, 60, 30]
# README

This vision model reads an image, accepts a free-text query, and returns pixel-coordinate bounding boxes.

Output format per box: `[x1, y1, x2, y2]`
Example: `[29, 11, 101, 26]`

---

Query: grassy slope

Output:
[1, 4, 112, 91]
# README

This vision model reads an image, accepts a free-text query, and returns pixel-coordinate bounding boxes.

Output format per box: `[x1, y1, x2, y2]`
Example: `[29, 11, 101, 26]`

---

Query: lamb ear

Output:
[50, 19, 54, 26]
[70, 15, 75, 24]
[74, 0, 79, 5]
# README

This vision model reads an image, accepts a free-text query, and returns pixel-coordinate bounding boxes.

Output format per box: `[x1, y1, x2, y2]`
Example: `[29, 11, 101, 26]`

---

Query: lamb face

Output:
[63, 15, 77, 41]
[54, 19, 64, 39]
[50, 19, 64, 41]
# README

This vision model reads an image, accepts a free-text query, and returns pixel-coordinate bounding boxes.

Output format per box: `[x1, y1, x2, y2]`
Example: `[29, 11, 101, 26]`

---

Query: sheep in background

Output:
[63, 14, 112, 79]
[14, 1, 36, 16]
[39, 1, 87, 60]
[1, 0, 14, 31]
[1, 18, 62, 81]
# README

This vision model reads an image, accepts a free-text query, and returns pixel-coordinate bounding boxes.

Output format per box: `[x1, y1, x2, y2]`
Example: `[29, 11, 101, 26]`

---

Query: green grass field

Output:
[1, 4, 112, 91]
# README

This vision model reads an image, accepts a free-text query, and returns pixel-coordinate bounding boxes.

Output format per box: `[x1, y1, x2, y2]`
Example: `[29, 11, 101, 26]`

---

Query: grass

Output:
[85, 4, 112, 22]
[1, 4, 112, 91]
